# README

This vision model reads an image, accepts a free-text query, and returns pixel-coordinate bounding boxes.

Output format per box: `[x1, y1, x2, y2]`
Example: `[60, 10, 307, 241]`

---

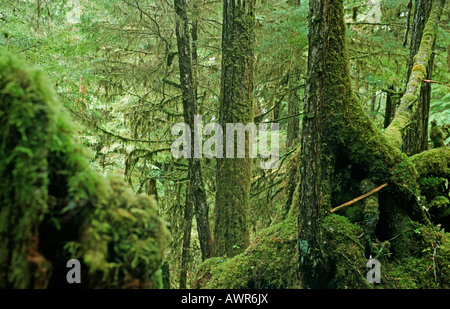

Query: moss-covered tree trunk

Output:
[402, 0, 437, 156]
[385, 0, 445, 151]
[297, 0, 443, 286]
[297, 0, 333, 289]
[213, 0, 255, 258]
[174, 0, 214, 272]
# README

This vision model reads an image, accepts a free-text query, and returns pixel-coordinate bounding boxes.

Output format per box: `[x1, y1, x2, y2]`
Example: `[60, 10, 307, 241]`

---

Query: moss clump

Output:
[66, 176, 170, 289]
[0, 48, 59, 288]
[412, 147, 450, 179]
[193, 216, 299, 289]
[411, 64, 427, 76]
[430, 121, 446, 148]
[322, 215, 370, 289]
[383, 225, 450, 289]
[0, 48, 169, 289]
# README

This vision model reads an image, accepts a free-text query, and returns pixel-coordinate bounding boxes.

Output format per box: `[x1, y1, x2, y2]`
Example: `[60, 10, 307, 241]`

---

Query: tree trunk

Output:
[402, 0, 437, 156]
[214, 0, 255, 258]
[179, 179, 193, 289]
[385, 0, 444, 152]
[287, 69, 301, 148]
[174, 0, 213, 268]
[383, 85, 397, 129]
[297, 0, 334, 289]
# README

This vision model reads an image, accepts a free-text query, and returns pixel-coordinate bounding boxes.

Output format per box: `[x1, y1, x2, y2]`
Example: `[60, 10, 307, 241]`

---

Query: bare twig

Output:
[326, 183, 388, 214]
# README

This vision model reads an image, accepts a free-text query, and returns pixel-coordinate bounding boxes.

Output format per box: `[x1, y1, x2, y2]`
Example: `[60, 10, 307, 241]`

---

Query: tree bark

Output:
[385, 0, 445, 152]
[297, 0, 334, 289]
[287, 69, 301, 148]
[179, 178, 193, 289]
[174, 0, 214, 268]
[383, 85, 399, 129]
[214, 0, 255, 258]
[402, 0, 437, 156]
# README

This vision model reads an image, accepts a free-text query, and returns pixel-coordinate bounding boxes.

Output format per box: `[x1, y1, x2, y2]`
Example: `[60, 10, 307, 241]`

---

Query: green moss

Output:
[322, 215, 369, 289]
[383, 225, 450, 289]
[0, 48, 169, 288]
[0, 48, 58, 288]
[195, 210, 450, 289]
[411, 64, 427, 76]
[411, 147, 450, 179]
[194, 215, 299, 289]
[323, 214, 450, 289]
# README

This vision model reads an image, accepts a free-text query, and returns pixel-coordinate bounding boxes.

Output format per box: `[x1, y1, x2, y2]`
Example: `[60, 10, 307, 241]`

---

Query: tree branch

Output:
[326, 183, 388, 214]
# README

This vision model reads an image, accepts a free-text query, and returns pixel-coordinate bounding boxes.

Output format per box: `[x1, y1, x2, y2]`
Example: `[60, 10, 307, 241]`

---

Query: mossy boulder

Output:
[0, 48, 169, 289]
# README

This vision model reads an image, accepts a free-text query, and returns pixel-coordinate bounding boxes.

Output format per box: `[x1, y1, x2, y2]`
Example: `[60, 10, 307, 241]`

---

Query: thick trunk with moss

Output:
[297, 0, 333, 289]
[298, 0, 446, 273]
[214, 0, 255, 258]
[0, 49, 169, 288]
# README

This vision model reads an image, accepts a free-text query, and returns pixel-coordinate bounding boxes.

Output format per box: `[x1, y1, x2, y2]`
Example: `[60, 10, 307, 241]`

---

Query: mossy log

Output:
[0, 49, 169, 289]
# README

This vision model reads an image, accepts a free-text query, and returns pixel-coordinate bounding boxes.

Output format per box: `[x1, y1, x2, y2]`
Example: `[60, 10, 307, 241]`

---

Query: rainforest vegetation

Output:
[0, 0, 449, 289]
